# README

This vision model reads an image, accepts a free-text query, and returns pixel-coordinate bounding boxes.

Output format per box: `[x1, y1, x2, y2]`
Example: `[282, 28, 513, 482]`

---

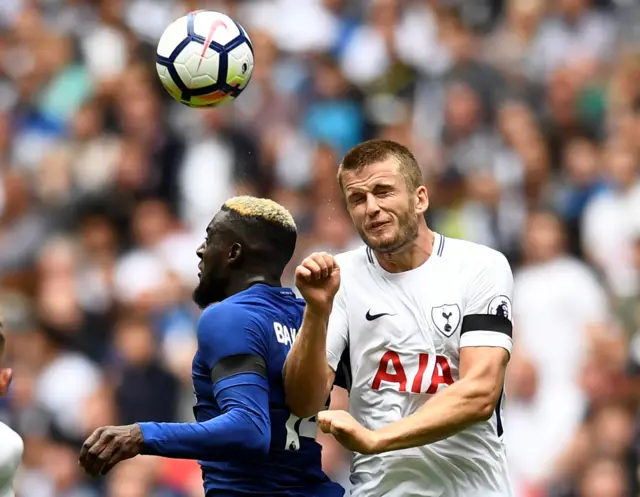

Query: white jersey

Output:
[326, 233, 513, 497]
[0, 422, 22, 497]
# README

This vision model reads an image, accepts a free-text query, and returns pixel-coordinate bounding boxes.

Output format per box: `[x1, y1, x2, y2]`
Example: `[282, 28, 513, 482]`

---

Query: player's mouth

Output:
[366, 220, 389, 232]
[198, 262, 204, 278]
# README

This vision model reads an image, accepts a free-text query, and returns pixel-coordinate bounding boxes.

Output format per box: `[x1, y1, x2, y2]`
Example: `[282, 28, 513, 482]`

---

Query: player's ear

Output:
[228, 242, 243, 265]
[415, 185, 429, 214]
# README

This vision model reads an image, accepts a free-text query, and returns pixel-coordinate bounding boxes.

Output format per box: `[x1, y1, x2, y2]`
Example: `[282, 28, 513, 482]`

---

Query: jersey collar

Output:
[366, 232, 444, 277]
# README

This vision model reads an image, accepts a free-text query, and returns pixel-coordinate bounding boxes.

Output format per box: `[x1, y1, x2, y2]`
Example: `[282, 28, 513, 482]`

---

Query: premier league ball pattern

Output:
[155, 11, 254, 108]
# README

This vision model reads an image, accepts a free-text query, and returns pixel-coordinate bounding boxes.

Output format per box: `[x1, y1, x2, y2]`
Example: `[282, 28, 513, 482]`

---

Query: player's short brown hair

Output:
[337, 140, 423, 192]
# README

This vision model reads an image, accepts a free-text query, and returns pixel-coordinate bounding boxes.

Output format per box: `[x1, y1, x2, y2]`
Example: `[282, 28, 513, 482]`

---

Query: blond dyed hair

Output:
[223, 196, 296, 231]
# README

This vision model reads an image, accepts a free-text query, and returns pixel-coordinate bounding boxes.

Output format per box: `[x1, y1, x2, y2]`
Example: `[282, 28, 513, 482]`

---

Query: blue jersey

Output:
[191, 284, 344, 497]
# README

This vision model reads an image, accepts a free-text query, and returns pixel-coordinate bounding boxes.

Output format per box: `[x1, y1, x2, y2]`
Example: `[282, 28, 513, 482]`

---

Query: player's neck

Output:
[226, 274, 281, 296]
[374, 227, 435, 273]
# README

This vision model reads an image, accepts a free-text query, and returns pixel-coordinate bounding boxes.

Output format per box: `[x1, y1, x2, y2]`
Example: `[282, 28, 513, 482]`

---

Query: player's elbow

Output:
[244, 430, 270, 457]
[233, 410, 271, 457]
[475, 400, 496, 422]
[465, 382, 500, 422]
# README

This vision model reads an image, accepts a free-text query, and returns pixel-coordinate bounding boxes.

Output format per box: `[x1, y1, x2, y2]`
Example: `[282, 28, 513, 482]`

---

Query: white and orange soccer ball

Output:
[155, 10, 254, 108]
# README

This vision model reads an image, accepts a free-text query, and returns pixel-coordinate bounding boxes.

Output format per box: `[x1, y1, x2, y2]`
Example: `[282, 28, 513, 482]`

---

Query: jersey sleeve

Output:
[139, 303, 272, 461]
[460, 249, 514, 354]
[197, 303, 270, 394]
[326, 287, 349, 374]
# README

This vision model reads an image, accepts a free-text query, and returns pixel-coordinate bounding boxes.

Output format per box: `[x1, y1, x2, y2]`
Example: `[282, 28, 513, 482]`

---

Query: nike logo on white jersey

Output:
[365, 310, 395, 321]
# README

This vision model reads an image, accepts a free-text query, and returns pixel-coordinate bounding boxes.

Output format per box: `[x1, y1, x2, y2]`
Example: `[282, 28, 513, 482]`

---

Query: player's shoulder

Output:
[199, 299, 255, 332]
[200, 287, 302, 330]
[197, 300, 270, 356]
[440, 235, 511, 274]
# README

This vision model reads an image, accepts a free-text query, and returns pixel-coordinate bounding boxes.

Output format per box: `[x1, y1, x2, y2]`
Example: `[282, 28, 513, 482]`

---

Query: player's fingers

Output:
[295, 265, 312, 281]
[79, 428, 104, 464]
[311, 252, 336, 277]
[312, 254, 330, 278]
[319, 253, 336, 273]
[317, 410, 336, 424]
[81, 431, 112, 476]
[320, 410, 350, 425]
[318, 420, 332, 433]
[317, 410, 330, 421]
[100, 450, 125, 476]
[301, 258, 323, 280]
[328, 419, 350, 435]
[317, 413, 333, 433]
[99, 444, 126, 476]
[83, 443, 107, 476]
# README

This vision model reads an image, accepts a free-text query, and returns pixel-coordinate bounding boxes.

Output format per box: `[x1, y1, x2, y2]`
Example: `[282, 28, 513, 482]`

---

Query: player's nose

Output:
[196, 243, 205, 258]
[364, 194, 380, 215]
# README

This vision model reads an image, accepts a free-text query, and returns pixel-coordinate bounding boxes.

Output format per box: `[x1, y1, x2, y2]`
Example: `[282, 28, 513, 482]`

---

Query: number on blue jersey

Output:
[284, 413, 318, 451]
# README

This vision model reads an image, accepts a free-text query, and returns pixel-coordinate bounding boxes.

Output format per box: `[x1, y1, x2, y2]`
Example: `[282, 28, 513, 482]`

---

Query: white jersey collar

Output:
[366, 232, 444, 277]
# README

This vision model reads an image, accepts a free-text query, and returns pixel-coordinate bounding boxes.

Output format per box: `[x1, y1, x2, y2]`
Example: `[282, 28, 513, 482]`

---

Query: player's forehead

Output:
[342, 158, 404, 194]
[206, 210, 230, 236]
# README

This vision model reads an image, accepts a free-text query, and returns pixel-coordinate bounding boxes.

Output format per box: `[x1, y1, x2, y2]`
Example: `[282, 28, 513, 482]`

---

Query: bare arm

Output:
[372, 347, 508, 452]
[284, 307, 336, 418]
[284, 252, 343, 418]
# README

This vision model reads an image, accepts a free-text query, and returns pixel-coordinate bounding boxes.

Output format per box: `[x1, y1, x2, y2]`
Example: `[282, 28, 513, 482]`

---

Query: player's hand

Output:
[79, 424, 145, 477]
[318, 410, 379, 455]
[295, 252, 340, 313]
[0, 368, 12, 396]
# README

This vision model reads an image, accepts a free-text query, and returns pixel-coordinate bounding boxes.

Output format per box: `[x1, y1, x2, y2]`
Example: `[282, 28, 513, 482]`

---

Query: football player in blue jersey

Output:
[79, 196, 344, 497]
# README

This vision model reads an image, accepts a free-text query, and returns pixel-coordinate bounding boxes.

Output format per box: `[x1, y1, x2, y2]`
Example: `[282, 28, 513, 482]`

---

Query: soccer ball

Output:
[155, 11, 254, 108]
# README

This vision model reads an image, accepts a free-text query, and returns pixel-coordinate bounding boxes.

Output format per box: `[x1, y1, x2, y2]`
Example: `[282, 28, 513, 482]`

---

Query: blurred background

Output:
[0, 0, 638, 496]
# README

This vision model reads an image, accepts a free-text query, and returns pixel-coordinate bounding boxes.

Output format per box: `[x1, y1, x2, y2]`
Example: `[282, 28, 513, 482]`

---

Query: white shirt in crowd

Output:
[506, 256, 609, 488]
[581, 184, 640, 298]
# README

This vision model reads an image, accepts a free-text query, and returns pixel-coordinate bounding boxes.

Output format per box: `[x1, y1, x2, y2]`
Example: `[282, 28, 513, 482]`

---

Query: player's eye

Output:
[374, 187, 393, 197]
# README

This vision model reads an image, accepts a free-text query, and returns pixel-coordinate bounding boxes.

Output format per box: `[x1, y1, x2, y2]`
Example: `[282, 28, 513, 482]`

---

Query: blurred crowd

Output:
[0, 0, 639, 496]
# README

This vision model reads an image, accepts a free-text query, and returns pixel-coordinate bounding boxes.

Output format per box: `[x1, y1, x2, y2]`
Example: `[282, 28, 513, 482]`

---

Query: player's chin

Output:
[364, 232, 401, 253]
[192, 284, 216, 309]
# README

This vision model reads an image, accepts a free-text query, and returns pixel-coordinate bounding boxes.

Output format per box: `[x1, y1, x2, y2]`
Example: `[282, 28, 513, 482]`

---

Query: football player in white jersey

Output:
[284, 140, 513, 497]
[0, 326, 23, 497]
